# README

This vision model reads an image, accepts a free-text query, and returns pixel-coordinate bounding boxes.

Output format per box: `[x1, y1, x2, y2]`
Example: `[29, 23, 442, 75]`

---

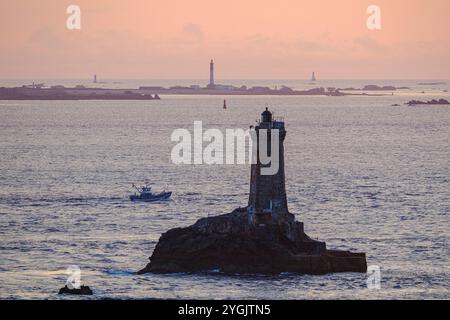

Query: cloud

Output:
[28, 28, 65, 49]
[294, 38, 328, 52]
[353, 36, 385, 52]
[183, 23, 204, 42]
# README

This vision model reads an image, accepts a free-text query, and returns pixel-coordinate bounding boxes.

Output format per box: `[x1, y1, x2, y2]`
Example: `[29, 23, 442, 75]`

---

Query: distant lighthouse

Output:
[209, 59, 215, 87]
[311, 72, 316, 82]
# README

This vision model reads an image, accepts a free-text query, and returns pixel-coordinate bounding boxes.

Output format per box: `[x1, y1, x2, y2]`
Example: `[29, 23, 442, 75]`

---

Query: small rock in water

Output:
[58, 285, 93, 295]
[406, 98, 449, 106]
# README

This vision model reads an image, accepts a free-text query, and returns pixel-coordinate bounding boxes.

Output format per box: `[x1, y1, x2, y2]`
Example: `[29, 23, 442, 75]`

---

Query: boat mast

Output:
[132, 184, 142, 193]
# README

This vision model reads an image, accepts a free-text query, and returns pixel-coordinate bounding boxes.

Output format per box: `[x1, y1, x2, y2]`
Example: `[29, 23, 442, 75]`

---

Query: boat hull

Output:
[130, 192, 172, 202]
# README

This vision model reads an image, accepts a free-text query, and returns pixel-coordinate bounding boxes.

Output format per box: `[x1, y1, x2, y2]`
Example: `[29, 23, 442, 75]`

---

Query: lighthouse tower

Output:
[209, 59, 215, 87]
[248, 108, 295, 228]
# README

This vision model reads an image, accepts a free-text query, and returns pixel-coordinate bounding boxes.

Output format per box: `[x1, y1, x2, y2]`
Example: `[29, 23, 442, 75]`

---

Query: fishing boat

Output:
[129, 184, 172, 202]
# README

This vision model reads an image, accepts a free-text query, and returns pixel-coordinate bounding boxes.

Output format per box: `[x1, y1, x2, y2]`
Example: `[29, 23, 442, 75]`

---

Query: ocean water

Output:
[0, 81, 449, 299]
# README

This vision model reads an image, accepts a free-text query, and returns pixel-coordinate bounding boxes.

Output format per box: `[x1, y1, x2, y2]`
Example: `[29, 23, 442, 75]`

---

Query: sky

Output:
[0, 0, 449, 79]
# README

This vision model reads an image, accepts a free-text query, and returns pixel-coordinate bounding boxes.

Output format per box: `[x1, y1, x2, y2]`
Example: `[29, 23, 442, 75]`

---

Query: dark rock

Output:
[138, 209, 367, 275]
[363, 85, 396, 91]
[58, 285, 93, 295]
[406, 99, 449, 106]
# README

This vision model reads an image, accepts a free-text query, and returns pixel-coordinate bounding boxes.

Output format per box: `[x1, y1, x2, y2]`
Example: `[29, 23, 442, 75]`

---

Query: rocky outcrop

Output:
[363, 85, 397, 91]
[138, 208, 367, 275]
[406, 99, 449, 106]
[58, 285, 93, 295]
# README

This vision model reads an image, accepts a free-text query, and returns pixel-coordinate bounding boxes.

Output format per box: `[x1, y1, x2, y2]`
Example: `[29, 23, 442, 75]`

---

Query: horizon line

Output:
[1, 77, 449, 81]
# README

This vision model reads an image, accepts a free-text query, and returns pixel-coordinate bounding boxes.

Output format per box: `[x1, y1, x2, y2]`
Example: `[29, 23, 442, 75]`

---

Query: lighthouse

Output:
[248, 108, 295, 228]
[139, 107, 368, 275]
[209, 59, 215, 87]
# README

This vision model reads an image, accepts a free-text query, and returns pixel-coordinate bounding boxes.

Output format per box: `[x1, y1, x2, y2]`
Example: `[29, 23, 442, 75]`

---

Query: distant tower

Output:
[248, 108, 294, 228]
[311, 72, 316, 82]
[209, 59, 215, 87]
[94, 74, 97, 83]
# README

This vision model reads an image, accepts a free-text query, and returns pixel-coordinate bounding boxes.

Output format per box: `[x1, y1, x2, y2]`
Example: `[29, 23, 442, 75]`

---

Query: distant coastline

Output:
[0, 85, 160, 100]
[0, 83, 399, 100]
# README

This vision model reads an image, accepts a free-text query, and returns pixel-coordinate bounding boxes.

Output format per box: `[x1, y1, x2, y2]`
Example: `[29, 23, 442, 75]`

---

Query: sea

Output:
[0, 79, 449, 299]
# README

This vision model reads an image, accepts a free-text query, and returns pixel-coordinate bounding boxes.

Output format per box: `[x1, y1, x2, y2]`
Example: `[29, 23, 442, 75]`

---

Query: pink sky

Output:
[0, 0, 449, 79]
